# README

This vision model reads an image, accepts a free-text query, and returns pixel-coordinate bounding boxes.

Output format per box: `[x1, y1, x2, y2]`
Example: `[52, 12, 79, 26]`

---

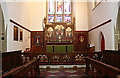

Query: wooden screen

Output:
[45, 22, 74, 42]
[44, 17, 75, 53]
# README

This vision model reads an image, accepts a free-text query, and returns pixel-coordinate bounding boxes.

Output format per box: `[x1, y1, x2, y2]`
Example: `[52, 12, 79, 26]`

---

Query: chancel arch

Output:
[115, 3, 120, 50]
[0, 4, 7, 52]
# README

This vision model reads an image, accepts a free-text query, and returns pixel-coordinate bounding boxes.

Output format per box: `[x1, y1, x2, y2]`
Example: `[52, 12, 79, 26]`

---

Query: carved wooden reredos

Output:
[44, 18, 75, 42]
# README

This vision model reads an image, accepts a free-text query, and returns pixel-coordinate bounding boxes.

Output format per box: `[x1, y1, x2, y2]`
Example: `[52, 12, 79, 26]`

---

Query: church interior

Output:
[1, 0, 120, 78]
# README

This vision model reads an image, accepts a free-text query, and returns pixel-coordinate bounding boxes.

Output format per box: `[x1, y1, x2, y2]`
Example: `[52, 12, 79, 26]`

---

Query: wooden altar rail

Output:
[85, 57, 120, 78]
[1, 58, 39, 78]
[22, 52, 102, 65]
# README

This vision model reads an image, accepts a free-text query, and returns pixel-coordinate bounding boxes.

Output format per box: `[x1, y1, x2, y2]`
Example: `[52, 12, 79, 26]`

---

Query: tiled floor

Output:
[39, 68, 89, 78]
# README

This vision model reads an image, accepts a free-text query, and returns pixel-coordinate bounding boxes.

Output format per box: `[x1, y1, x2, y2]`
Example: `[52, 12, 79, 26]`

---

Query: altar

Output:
[45, 22, 75, 53]
[47, 41, 73, 53]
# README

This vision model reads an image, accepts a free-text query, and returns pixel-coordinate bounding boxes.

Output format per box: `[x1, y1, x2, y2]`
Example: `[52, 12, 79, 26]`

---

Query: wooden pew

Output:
[1, 58, 39, 78]
[22, 52, 102, 65]
[85, 57, 120, 78]
[102, 50, 120, 68]
[2, 51, 23, 74]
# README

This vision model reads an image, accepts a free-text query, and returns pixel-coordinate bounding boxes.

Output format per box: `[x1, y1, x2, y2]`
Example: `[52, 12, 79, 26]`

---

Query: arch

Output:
[0, 4, 6, 52]
[114, 2, 120, 50]
[99, 32, 105, 51]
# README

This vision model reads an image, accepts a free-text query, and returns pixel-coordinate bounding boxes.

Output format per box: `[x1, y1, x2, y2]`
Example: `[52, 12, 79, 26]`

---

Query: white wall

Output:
[88, 1, 118, 51]
[7, 22, 31, 51]
[0, 1, 89, 51]
[28, 2, 46, 31]
[0, 3, 7, 52]
[74, 2, 88, 31]
[29, 1, 88, 31]
[0, 5, 3, 52]
[1, 2, 31, 52]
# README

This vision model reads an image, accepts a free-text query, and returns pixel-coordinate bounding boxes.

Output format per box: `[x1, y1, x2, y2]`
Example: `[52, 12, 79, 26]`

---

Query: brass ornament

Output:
[79, 36, 84, 43]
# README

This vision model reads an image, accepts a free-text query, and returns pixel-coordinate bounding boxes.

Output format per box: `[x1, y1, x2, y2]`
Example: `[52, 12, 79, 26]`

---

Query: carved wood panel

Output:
[31, 31, 43, 53]
[45, 23, 74, 42]
[74, 31, 88, 52]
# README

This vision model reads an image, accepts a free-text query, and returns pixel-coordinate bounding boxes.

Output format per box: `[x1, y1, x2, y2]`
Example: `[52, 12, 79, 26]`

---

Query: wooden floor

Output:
[38, 68, 89, 78]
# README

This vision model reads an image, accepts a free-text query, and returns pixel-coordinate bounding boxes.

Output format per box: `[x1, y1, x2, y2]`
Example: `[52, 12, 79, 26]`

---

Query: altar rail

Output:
[22, 52, 102, 65]
[1, 58, 39, 78]
[85, 57, 120, 78]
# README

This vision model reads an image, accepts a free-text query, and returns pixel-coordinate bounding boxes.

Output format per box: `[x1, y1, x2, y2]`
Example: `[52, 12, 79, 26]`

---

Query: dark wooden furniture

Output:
[102, 50, 120, 69]
[45, 22, 74, 42]
[45, 18, 75, 52]
[2, 51, 23, 74]
[85, 57, 120, 78]
[31, 31, 43, 53]
[1, 58, 39, 78]
[74, 31, 88, 52]
[30, 18, 88, 52]
[22, 52, 102, 65]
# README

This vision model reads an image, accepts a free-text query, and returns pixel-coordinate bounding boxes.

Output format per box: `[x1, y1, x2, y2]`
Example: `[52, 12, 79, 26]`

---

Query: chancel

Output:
[1, 0, 120, 78]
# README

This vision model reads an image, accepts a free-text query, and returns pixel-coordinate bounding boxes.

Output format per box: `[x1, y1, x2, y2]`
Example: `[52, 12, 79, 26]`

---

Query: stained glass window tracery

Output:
[47, 0, 72, 23]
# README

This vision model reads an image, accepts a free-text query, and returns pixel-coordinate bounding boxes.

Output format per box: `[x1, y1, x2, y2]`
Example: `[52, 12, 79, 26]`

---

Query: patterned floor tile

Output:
[65, 70, 77, 73]
[48, 70, 59, 73]
[39, 68, 89, 78]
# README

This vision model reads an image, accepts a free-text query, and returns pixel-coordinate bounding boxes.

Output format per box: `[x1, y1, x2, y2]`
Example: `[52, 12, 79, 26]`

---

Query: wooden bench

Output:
[102, 50, 120, 68]
[1, 58, 39, 78]
[2, 51, 23, 74]
[22, 52, 102, 65]
[85, 57, 120, 78]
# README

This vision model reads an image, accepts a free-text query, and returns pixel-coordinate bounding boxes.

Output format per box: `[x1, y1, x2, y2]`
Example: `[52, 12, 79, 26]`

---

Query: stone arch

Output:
[0, 4, 6, 52]
[114, 2, 120, 50]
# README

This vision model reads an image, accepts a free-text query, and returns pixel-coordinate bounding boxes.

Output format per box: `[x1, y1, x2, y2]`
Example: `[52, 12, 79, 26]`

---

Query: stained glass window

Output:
[47, 0, 72, 23]
[65, 15, 71, 23]
[48, 0, 55, 14]
[64, 0, 71, 14]
[56, 15, 63, 22]
[48, 15, 55, 23]
[56, 0, 63, 14]
[48, 0, 55, 23]
[64, 0, 71, 23]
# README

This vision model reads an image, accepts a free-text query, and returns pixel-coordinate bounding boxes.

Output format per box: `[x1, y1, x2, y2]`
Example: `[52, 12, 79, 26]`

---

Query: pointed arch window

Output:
[47, 0, 72, 23]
